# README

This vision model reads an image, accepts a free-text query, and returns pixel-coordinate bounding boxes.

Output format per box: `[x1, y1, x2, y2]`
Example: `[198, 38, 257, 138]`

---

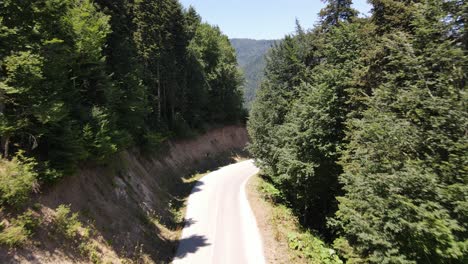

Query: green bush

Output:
[0, 209, 39, 247]
[288, 232, 343, 264]
[79, 241, 102, 264]
[141, 131, 169, 153]
[54, 204, 89, 240]
[0, 223, 28, 247]
[54, 205, 100, 261]
[258, 176, 283, 203]
[0, 152, 38, 207]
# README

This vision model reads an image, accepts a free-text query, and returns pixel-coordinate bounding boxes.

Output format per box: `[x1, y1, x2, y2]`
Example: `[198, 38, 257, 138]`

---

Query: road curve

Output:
[173, 160, 265, 264]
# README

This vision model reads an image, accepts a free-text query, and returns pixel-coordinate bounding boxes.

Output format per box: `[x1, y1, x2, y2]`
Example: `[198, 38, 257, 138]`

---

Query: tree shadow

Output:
[190, 181, 204, 194]
[173, 235, 210, 259]
[184, 218, 196, 228]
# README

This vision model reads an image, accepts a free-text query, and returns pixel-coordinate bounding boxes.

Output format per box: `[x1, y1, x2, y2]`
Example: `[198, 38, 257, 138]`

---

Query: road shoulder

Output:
[246, 174, 297, 264]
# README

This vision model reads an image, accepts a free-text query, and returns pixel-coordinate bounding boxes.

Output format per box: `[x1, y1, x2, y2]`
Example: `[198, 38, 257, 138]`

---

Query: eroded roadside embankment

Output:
[0, 125, 248, 264]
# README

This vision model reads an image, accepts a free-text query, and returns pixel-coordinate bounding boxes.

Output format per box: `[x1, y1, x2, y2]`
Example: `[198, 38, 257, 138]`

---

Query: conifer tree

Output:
[320, 0, 358, 28]
[1, 0, 244, 178]
[333, 1, 467, 262]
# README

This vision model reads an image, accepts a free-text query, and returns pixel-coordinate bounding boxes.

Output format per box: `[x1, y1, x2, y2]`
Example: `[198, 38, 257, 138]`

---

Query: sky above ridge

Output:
[179, 0, 372, 40]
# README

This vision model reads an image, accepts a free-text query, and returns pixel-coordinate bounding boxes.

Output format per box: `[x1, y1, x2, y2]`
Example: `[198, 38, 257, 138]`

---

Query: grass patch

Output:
[257, 174, 342, 264]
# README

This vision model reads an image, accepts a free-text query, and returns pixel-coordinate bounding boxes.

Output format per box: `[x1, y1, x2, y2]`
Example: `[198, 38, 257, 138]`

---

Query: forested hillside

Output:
[230, 39, 277, 108]
[248, 0, 467, 263]
[0, 0, 244, 255]
[0, 0, 243, 192]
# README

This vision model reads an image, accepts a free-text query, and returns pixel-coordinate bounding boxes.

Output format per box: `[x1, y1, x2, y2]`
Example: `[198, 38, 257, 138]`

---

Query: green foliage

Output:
[188, 23, 244, 124]
[258, 176, 283, 204]
[230, 38, 278, 108]
[330, 2, 467, 262]
[78, 241, 102, 264]
[0, 223, 28, 247]
[0, 153, 38, 207]
[249, 16, 372, 234]
[288, 232, 343, 264]
[248, 0, 467, 262]
[54, 204, 89, 240]
[319, 0, 358, 28]
[52, 205, 104, 262]
[0, 0, 244, 183]
[0, 210, 40, 247]
[257, 175, 342, 264]
[141, 132, 169, 154]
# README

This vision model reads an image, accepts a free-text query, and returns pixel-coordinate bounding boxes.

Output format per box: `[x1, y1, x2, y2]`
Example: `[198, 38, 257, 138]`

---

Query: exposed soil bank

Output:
[0, 125, 248, 263]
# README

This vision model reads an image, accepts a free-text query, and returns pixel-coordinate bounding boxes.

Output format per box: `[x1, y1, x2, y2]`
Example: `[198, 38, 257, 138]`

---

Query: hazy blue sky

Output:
[179, 0, 372, 39]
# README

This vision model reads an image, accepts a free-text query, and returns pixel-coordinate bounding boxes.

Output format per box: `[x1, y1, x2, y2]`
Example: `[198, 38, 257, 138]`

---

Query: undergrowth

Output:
[0, 153, 38, 207]
[53, 204, 102, 263]
[257, 174, 343, 264]
[0, 209, 39, 247]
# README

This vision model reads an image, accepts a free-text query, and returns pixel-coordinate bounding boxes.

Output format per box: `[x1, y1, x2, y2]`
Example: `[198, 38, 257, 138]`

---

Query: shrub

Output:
[79, 241, 102, 264]
[288, 232, 343, 264]
[0, 209, 40, 247]
[141, 131, 169, 153]
[0, 223, 28, 247]
[54, 204, 89, 240]
[258, 176, 283, 203]
[0, 152, 39, 207]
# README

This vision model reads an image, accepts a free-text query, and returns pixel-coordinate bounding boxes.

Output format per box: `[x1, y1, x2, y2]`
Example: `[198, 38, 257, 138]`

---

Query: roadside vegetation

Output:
[0, 0, 245, 261]
[255, 174, 342, 264]
[0, 0, 243, 199]
[0, 145, 247, 262]
[248, 0, 467, 263]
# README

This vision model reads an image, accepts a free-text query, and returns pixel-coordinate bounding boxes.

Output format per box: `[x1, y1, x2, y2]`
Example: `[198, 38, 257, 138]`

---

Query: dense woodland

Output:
[230, 38, 277, 108]
[0, 0, 244, 197]
[248, 0, 467, 263]
[0, 0, 467, 263]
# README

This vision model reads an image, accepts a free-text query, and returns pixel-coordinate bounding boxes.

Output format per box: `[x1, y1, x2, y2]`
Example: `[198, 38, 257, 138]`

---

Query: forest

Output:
[230, 38, 277, 108]
[248, 0, 467, 263]
[0, 0, 244, 205]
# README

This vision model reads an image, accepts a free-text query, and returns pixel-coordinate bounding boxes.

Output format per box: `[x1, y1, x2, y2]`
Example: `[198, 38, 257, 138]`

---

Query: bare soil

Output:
[0, 125, 249, 264]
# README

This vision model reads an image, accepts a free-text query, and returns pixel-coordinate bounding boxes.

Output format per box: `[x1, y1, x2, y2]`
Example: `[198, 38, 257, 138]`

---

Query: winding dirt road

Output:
[173, 160, 265, 264]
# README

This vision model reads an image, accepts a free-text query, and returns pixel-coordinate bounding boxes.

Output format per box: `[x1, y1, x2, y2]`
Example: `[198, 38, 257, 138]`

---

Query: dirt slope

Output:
[0, 125, 248, 264]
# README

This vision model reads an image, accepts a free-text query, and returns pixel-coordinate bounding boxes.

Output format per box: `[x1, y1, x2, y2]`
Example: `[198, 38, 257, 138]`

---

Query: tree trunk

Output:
[0, 90, 7, 158]
[1, 135, 10, 159]
[0, 92, 4, 114]
[157, 63, 161, 122]
[163, 83, 166, 121]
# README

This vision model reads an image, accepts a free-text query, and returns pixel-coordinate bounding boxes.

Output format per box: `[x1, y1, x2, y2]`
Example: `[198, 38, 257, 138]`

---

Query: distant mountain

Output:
[230, 38, 278, 109]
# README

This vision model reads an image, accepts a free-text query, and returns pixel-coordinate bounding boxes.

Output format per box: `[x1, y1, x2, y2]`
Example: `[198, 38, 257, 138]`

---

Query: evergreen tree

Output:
[1, 0, 244, 179]
[320, 0, 358, 28]
[333, 1, 468, 262]
[249, 1, 366, 234]
[188, 23, 244, 124]
[369, 0, 422, 34]
[94, 0, 149, 144]
[249, 0, 467, 262]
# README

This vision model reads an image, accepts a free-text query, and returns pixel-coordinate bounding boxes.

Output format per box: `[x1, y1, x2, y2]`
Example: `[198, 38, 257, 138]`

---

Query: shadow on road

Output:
[174, 235, 210, 259]
[190, 181, 204, 194]
[184, 218, 196, 228]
